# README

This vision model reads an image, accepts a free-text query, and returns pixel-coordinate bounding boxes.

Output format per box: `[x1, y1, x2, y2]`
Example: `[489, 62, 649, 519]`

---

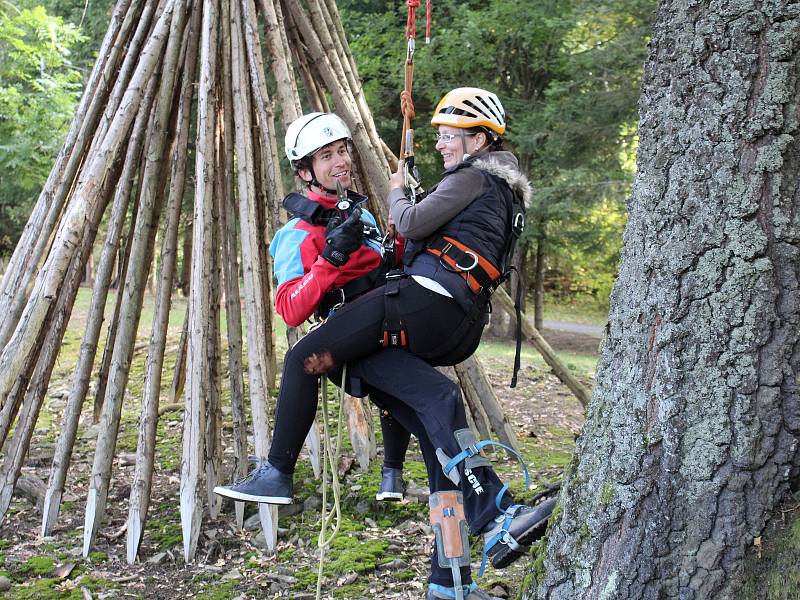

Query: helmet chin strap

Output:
[460, 133, 471, 163]
[307, 165, 339, 196]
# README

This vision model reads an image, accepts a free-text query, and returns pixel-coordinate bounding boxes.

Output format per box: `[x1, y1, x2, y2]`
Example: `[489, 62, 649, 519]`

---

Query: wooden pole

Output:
[217, 0, 248, 529]
[493, 287, 592, 408]
[40, 64, 158, 538]
[0, 147, 118, 523]
[205, 113, 224, 520]
[176, 0, 218, 563]
[231, 0, 278, 552]
[126, 2, 200, 562]
[83, 0, 187, 556]
[454, 357, 522, 458]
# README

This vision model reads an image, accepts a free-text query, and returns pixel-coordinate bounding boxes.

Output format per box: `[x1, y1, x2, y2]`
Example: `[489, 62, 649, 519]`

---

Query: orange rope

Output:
[400, 0, 430, 160]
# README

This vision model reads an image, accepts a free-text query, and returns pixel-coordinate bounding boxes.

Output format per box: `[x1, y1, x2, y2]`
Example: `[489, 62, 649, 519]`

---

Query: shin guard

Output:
[429, 491, 470, 600]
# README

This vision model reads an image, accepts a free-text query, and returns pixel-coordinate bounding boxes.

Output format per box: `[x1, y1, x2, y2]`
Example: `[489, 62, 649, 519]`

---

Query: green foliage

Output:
[0, 2, 84, 254]
[340, 0, 656, 298]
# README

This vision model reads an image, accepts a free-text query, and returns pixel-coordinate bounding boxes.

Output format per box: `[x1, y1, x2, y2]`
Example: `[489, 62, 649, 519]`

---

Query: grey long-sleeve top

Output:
[388, 151, 520, 239]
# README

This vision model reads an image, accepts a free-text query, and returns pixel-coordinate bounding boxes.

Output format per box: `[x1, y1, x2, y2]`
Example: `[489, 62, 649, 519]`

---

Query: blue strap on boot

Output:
[428, 582, 478, 599]
[478, 503, 526, 576]
[439, 434, 532, 579]
[442, 439, 530, 492]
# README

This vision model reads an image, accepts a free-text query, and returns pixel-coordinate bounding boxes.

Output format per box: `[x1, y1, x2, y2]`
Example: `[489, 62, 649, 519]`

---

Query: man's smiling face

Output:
[303, 139, 352, 191]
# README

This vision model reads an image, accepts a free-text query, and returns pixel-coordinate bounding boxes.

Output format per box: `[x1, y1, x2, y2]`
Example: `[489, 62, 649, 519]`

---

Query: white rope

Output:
[315, 366, 346, 600]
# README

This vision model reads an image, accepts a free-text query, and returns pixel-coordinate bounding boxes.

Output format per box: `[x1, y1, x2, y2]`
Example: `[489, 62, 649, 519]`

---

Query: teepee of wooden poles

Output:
[0, 0, 582, 565]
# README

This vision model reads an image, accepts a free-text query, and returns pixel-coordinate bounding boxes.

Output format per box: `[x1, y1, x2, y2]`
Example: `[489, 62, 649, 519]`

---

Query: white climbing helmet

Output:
[284, 112, 352, 166]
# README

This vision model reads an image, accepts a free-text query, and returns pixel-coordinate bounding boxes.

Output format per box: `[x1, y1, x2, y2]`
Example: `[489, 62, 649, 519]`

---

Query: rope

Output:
[315, 369, 346, 600]
[404, 0, 431, 43]
[399, 0, 430, 159]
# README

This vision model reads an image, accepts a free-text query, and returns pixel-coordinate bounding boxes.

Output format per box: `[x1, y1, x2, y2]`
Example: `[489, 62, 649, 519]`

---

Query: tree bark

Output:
[531, 3, 800, 598]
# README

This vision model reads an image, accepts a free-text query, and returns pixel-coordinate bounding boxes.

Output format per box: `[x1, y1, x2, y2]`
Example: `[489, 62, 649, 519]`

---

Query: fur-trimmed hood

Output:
[473, 151, 533, 208]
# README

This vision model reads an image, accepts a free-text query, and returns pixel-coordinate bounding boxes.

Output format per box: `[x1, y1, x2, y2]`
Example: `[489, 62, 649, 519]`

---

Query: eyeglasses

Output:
[434, 132, 476, 143]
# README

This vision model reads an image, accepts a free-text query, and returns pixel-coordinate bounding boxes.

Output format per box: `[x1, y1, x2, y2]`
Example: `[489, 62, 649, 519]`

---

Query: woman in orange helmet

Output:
[217, 88, 553, 600]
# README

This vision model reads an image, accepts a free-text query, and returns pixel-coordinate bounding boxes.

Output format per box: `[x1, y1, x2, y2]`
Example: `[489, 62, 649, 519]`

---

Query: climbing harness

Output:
[315, 369, 346, 600]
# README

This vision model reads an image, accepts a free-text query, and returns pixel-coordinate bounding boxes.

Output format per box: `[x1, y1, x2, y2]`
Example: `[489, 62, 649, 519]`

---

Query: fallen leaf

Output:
[54, 562, 77, 579]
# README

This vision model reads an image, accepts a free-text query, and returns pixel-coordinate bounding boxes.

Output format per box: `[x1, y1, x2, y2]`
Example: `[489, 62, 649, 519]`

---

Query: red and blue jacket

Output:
[270, 189, 386, 327]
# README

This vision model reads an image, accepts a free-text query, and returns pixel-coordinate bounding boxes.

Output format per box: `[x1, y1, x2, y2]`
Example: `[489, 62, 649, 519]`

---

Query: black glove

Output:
[321, 208, 363, 267]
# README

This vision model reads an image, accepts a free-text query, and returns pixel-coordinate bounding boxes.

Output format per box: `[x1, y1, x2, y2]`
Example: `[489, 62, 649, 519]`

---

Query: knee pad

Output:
[429, 491, 470, 600]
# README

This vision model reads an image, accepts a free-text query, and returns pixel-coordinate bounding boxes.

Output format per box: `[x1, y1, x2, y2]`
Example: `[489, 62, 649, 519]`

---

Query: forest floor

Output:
[0, 289, 597, 599]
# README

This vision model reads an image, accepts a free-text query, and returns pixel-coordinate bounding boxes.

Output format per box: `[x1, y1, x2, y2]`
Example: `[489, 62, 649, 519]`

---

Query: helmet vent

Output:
[440, 106, 478, 118]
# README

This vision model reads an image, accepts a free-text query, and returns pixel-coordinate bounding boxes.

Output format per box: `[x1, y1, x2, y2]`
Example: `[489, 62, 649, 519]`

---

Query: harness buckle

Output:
[385, 270, 406, 281]
[456, 251, 479, 271]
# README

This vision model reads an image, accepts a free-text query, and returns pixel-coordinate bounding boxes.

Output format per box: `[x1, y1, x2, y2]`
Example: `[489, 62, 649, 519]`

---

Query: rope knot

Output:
[400, 90, 416, 120]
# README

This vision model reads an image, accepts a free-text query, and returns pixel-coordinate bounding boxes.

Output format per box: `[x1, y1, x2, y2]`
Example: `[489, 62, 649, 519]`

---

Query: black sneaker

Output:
[375, 466, 405, 501]
[213, 461, 293, 504]
[482, 497, 556, 569]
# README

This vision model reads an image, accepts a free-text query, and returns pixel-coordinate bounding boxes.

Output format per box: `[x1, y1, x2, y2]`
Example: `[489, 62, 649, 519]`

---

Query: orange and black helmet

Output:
[431, 87, 506, 136]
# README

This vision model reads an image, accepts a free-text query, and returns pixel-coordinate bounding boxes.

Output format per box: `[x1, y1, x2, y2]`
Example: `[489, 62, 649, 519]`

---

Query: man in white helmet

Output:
[216, 112, 410, 503]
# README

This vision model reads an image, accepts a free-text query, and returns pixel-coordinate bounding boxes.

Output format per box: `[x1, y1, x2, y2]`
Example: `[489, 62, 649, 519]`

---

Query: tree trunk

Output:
[530, 3, 800, 598]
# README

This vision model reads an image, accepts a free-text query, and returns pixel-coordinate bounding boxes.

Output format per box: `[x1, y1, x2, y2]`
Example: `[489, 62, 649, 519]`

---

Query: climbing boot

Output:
[213, 461, 293, 504]
[375, 465, 405, 501]
[427, 583, 501, 599]
[481, 497, 556, 570]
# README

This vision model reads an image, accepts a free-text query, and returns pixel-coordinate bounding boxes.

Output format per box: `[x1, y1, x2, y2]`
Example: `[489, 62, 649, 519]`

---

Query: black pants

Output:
[350, 349, 511, 587]
[268, 278, 512, 587]
[378, 408, 410, 469]
[269, 277, 467, 472]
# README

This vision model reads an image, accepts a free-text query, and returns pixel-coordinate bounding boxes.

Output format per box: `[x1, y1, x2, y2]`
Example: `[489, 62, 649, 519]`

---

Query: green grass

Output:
[543, 291, 609, 326]
[477, 339, 598, 379]
[742, 510, 800, 600]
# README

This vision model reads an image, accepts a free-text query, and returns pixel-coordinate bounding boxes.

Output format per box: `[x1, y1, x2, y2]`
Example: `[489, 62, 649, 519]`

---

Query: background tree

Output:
[340, 0, 656, 326]
[525, 1, 800, 597]
[0, 3, 83, 255]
